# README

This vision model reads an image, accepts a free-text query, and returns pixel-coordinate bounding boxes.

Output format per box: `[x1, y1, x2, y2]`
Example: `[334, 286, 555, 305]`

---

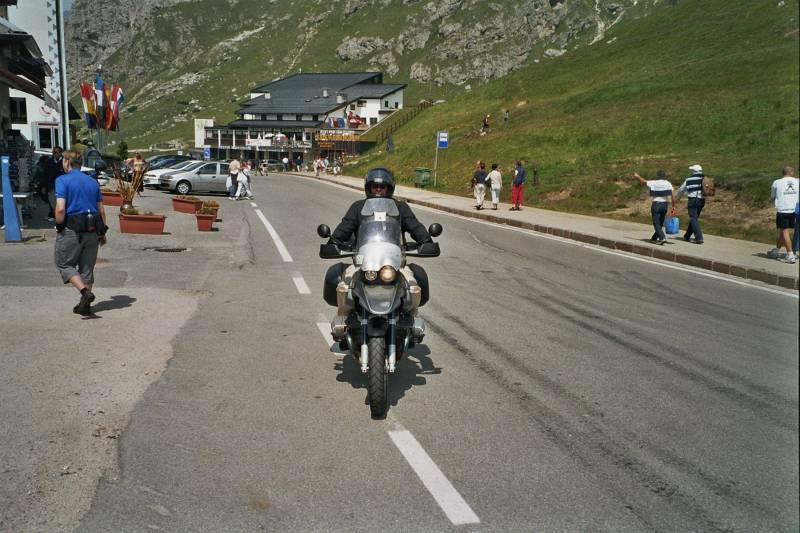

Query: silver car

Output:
[159, 161, 231, 194]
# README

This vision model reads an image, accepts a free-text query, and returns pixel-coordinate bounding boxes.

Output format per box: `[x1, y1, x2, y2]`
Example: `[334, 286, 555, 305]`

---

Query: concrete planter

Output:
[119, 213, 166, 234]
[101, 191, 124, 206]
[172, 197, 203, 214]
[195, 213, 215, 231]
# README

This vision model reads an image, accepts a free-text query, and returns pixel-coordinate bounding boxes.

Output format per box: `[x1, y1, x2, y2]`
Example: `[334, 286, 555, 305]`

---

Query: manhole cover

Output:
[142, 247, 188, 253]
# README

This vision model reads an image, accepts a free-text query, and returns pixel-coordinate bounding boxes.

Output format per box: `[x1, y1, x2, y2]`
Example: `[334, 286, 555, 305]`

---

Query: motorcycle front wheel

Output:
[367, 336, 388, 418]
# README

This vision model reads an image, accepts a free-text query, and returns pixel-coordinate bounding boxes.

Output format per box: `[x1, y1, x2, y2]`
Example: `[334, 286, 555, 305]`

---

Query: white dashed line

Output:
[250, 202, 258, 207]
[314, 323, 479, 525]
[292, 273, 311, 294]
[254, 209, 293, 262]
[389, 424, 480, 525]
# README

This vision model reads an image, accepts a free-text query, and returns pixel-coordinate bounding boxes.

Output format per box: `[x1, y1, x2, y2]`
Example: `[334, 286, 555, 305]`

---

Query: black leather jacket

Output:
[332, 198, 431, 245]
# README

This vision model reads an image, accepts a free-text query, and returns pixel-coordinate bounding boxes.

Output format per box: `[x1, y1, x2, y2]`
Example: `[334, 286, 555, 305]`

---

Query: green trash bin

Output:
[414, 167, 432, 188]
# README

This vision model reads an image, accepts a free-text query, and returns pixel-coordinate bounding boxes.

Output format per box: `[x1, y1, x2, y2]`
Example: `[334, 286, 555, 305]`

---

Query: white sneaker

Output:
[784, 253, 797, 264]
[766, 248, 782, 258]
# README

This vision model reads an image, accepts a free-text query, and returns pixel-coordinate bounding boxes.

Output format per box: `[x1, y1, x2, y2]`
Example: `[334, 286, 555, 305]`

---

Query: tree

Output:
[117, 140, 129, 160]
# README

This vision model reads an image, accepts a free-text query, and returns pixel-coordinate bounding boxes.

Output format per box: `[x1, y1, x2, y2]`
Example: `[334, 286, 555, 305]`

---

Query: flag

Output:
[94, 73, 105, 126]
[111, 84, 124, 130]
[79, 82, 97, 129]
[104, 84, 114, 130]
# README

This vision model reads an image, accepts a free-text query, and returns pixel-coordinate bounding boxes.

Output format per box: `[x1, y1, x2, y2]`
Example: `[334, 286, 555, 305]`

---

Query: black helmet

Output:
[364, 167, 395, 198]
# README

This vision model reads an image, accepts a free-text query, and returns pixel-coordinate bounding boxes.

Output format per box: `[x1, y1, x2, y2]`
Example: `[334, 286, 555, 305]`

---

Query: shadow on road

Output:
[92, 295, 137, 314]
[334, 344, 441, 407]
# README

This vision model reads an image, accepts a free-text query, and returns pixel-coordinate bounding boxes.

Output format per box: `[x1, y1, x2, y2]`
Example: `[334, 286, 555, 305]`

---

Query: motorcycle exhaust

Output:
[388, 312, 397, 373]
[360, 309, 369, 373]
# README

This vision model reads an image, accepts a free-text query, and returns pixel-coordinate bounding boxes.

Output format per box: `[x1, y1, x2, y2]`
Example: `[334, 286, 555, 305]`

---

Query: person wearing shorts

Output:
[768, 166, 798, 264]
[54, 151, 108, 316]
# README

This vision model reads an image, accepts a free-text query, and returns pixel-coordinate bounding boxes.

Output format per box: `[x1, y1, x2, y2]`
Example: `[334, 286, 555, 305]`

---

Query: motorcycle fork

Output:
[359, 308, 369, 373]
[388, 311, 397, 373]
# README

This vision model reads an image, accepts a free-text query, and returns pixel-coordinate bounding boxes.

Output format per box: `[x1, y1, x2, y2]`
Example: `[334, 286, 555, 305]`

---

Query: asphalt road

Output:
[6, 173, 797, 532]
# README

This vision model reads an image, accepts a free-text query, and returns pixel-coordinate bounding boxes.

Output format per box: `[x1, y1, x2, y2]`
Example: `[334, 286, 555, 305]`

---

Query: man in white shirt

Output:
[634, 170, 675, 244]
[767, 166, 798, 264]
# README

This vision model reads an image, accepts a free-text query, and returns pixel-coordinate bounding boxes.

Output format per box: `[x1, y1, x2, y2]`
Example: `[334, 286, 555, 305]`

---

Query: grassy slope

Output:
[349, 0, 800, 243]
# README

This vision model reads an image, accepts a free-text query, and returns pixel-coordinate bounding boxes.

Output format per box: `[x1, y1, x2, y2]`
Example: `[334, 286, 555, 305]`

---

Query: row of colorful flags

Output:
[79, 74, 124, 130]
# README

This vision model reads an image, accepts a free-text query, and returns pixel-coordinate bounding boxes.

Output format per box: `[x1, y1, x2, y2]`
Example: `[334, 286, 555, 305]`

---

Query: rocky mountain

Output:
[65, 0, 656, 147]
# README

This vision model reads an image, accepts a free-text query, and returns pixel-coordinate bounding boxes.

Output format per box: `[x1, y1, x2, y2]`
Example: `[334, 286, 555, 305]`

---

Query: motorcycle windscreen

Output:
[356, 198, 403, 271]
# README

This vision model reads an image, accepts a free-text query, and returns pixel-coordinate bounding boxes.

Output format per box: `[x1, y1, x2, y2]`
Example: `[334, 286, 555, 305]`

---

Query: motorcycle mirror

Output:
[317, 224, 331, 238]
[428, 223, 442, 237]
[94, 160, 107, 172]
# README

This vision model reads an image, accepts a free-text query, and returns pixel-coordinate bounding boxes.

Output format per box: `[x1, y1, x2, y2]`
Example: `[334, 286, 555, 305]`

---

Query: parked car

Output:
[159, 161, 230, 194]
[142, 160, 204, 188]
[150, 155, 192, 169]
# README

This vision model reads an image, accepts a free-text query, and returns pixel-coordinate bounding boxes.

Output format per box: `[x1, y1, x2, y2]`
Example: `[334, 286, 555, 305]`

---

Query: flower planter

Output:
[195, 213, 215, 231]
[172, 197, 203, 214]
[119, 213, 166, 234]
[102, 191, 123, 206]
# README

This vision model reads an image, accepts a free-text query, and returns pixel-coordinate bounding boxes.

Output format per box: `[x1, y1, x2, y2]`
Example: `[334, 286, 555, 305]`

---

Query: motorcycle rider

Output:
[330, 167, 433, 317]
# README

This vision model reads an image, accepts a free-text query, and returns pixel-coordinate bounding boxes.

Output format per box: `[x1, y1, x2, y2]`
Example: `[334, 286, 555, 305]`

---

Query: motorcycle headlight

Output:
[379, 265, 397, 283]
[364, 270, 378, 281]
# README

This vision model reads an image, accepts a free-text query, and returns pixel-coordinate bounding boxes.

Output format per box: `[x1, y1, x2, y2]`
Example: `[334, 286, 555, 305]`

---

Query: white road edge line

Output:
[389, 425, 481, 525]
[295, 175, 796, 298]
[292, 273, 311, 294]
[254, 209, 293, 262]
[313, 322, 478, 524]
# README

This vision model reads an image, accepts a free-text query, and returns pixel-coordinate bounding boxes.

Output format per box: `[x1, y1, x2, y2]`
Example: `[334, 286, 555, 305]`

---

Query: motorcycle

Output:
[318, 197, 442, 417]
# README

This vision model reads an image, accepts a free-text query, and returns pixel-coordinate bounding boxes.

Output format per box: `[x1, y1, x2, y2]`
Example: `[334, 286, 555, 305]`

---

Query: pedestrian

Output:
[333, 157, 342, 176]
[236, 160, 254, 200]
[503, 109, 509, 125]
[486, 163, 502, 210]
[675, 164, 707, 244]
[767, 165, 798, 263]
[323, 156, 330, 174]
[53, 150, 108, 317]
[633, 170, 675, 245]
[227, 156, 241, 200]
[472, 161, 488, 210]
[480, 114, 491, 135]
[39, 146, 64, 220]
[511, 159, 526, 210]
[282, 156, 289, 172]
[315, 157, 323, 176]
[296, 154, 303, 172]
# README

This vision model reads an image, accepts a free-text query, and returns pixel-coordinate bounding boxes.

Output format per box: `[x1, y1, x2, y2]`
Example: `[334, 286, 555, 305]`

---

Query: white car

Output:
[142, 160, 204, 187]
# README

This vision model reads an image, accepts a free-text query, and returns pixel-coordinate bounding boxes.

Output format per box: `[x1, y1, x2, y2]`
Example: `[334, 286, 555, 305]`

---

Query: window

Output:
[205, 130, 214, 139]
[277, 114, 283, 120]
[219, 164, 229, 174]
[357, 100, 366, 107]
[10, 98, 27, 122]
[38, 126, 55, 150]
[384, 100, 389, 108]
[370, 117, 378, 125]
[349, 104, 355, 111]
[198, 164, 217, 174]
[394, 102, 399, 109]
[312, 114, 319, 121]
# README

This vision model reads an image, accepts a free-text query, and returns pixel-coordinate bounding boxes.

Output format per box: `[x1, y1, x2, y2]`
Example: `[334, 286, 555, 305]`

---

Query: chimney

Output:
[336, 92, 346, 104]
[322, 88, 329, 98]
[264, 92, 271, 99]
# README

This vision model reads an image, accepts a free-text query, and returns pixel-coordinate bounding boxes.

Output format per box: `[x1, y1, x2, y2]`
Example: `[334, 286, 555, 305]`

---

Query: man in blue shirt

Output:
[54, 150, 108, 316]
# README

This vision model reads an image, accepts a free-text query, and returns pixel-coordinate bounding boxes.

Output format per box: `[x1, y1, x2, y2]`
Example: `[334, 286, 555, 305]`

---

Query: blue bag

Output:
[665, 216, 680, 235]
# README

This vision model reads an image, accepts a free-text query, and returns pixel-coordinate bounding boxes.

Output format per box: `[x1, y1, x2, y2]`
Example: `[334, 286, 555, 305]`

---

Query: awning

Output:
[0, 67, 43, 98]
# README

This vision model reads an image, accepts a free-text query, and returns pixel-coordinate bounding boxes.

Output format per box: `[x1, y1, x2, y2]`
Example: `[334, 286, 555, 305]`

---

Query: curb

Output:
[297, 172, 799, 290]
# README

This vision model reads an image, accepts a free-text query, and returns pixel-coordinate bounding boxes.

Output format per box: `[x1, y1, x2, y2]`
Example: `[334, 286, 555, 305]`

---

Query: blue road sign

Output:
[203, 147, 211, 159]
[2, 155, 22, 242]
[437, 131, 448, 149]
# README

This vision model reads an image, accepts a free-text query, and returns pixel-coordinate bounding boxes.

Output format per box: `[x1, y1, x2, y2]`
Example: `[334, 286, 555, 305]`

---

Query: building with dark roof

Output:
[196, 72, 405, 164]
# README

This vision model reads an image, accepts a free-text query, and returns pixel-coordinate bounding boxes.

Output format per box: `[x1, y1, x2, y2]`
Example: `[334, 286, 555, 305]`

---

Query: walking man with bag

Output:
[633, 170, 675, 245]
[54, 151, 108, 316]
[676, 164, 707, 244]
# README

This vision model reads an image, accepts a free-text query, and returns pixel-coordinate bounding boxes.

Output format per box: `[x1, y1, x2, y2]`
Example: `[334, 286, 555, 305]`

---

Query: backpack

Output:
[702, 175, 715, 197]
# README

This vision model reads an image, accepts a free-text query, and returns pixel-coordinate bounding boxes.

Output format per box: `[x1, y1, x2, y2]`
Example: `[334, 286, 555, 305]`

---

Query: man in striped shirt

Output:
[676, 164, 706, 244]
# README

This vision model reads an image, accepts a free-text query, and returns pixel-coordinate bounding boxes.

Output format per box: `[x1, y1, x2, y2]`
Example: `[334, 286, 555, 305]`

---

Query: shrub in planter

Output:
[195, 206, 216, 231]
[172, 195, 203, 213]
[202, 200, 220, 220]
[119, 208, 166, 234]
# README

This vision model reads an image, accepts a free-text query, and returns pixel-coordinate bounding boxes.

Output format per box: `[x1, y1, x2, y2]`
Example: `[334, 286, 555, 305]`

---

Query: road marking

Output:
[292, 273, 311, 294]
[389, 425, 480, 525]
[254, 209, 293, 262]
[250, 202, 258, 207]
[313, 324, 479, 525]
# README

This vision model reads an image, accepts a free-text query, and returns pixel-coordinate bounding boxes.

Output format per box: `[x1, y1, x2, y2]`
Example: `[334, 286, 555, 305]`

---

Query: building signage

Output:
[317, 130, 359, 142]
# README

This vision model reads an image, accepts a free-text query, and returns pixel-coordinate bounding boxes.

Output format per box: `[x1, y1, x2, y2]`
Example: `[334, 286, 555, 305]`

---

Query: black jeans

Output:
[684, 197, 705, 242]
[651, 202, 668, 241]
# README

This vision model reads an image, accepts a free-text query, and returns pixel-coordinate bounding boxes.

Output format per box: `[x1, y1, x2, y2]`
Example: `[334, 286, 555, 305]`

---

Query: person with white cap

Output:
[767, 165, 798, 264]
[675, 164, 706, 244]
